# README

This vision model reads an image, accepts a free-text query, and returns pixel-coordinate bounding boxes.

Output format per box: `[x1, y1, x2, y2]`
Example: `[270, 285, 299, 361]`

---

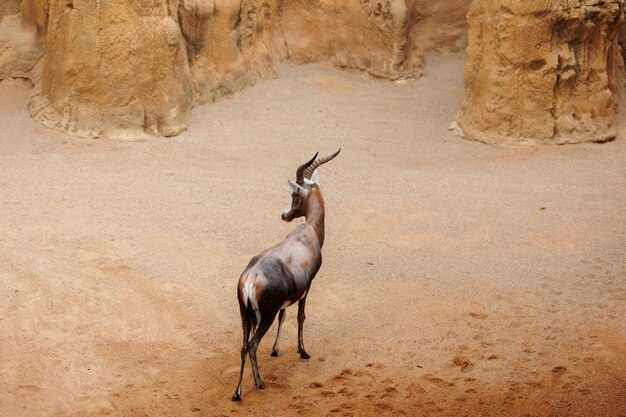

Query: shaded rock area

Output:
[281, 0, 423, 79]
[0, 0, 46, 86]
[0, 13, 43, 84]
[0, 0, 21, 19]
[407, 1, 470, 53]
[20, 0, 49, 36]
[281, 0, 471, 79]
[179, 0, 282, 105]
[455, 0, 625, 146]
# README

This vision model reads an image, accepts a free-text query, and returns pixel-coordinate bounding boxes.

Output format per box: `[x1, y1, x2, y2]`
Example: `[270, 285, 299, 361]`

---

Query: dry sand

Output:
[0, 54, 625, 417]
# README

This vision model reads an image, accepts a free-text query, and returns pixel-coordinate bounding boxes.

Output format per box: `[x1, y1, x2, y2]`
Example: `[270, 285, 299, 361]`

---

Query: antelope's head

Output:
[281, 149, 341, 222]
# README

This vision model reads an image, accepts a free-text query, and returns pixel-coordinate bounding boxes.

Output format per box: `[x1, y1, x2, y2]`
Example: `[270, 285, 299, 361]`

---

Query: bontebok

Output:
[232, 149, 341, 401]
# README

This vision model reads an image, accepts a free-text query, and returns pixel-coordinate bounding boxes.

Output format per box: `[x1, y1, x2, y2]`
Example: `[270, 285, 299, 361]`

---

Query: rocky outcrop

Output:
[279, 0, 471, 80]
[0, 13, 44, 84]
[28, 0, 194, 140]
[26, 0, 284, 139]
[281, 0, 424, 79]
[179, 0, 281, 104]
[0, 1, 21, 19]
[0, 0, 46, 86]
[24, 0, 465, 139]
[3, 0, 624, 144]
[455, 0, 625, 146]
[20, 0, 49, 36]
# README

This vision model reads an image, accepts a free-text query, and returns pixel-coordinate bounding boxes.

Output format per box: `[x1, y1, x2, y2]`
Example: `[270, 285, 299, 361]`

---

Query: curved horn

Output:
[296, 152, 319, 185]
[303, 148, 341, 180]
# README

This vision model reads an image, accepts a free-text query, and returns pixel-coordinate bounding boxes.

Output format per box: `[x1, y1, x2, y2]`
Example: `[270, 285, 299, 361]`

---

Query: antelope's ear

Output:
[288, 179, 309, 197]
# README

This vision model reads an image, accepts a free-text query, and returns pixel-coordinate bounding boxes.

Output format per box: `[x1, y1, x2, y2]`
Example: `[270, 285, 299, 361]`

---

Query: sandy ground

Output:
[0, 54, 625, 417]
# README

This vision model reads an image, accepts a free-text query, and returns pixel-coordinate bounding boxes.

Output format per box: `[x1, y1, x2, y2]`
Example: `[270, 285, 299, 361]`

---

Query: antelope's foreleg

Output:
[297, 298, 310, 359]
[271, 309, 286, 357]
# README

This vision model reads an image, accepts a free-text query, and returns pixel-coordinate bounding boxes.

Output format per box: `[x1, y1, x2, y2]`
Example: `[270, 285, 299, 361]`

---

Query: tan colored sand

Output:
[0, 54, 625, 417]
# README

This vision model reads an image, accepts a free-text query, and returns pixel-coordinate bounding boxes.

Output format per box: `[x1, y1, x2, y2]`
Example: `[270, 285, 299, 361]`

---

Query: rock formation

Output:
[27, 0, 194, 140]
[0, 13, 44, 84]
[281, 0, 471, 80]
[406, 1, 470, 53]
[1, 0, 624, 144]
[0, 0, 46, 86]
[0, 1, 21, 19]
[179, 0, 281, 104]
[20, 0, 49, 36]
[455, 0, 625, 146]
[281, 0, 424, 79]
[2, 0, 473, 139]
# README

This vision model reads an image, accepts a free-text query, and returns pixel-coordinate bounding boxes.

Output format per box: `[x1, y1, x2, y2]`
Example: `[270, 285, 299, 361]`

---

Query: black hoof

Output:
[231, 394, 241, 402]
[271, 351, 278, 357]
[299, 352, 311, 360]
[255, 381, 267, 389]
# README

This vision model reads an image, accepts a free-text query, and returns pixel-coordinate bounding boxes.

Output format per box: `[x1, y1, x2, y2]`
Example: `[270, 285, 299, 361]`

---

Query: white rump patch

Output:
[241, 275, 263, 323]
[242, 281, 256, 308]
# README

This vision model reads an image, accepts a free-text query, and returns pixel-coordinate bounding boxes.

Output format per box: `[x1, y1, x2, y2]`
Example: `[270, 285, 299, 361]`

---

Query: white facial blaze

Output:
[283, 200, 292, 215]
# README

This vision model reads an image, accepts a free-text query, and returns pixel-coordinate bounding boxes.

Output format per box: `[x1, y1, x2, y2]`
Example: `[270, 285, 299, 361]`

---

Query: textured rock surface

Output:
[24, 0, 464, 138]
[280, 0, 471, 79]
[0, 1, 21, 19]
[280, 0, 424, 79]
[3, 0, 624, 143]
[0, 13, 44, 84]
[29, 0, 194, 140]
[0, 0, 45, 85]
[407, 1, 471, 53]
[179, 0, 281, 104]
[20, 0, 49, 35]
[456, 0, 625, 146]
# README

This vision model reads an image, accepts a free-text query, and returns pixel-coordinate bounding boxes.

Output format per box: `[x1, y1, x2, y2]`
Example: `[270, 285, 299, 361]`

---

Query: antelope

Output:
[231, 149, 341, 401]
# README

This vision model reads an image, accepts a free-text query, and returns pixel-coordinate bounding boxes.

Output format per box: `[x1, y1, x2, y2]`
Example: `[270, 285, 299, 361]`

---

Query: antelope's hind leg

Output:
[249, 308, 279, 389]
[232, 302, 252, 401]
[271, 309, 286, 357]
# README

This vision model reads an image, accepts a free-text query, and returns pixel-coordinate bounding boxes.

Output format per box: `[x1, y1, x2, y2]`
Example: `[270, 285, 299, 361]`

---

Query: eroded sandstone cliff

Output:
[27, 0, 194, 139]
[0, 13, 43, 83]
[0, 0, 46, 85]
[0, 0, 623, 144]
[455, 0, 625, 146]
[281, 0, 424, 79]
[5, 0, 468, 139]
[0, 1, 21, 19]
[281, 0, 471, 79]
[179, 0, 281, 104]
